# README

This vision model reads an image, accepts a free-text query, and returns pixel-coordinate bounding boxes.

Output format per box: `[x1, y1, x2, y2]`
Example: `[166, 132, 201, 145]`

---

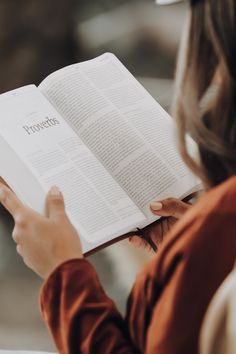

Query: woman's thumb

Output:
[46, 186, 66, 219]
[150, 198, 190, 219]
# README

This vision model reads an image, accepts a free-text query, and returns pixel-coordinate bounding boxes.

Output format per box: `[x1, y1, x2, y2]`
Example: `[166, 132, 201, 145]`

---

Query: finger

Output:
[0, 183, 25, 219]
[150, 198, 191, 219]
[16, 244, 23, 256]
[148, 223, 163, 246]
[129, 236, 146, 248]
[46, 186, 66, 219]
[161, 218, 170, 236]
[12, 228, 21, 244]
[129, 235, 154, 253]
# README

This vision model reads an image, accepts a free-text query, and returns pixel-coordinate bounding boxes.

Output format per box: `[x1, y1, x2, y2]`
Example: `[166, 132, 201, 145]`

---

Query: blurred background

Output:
[0, 0, 187, 351]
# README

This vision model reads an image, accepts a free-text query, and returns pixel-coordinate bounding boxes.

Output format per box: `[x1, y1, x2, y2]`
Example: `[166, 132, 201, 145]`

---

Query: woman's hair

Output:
[174, 0, 236, 187]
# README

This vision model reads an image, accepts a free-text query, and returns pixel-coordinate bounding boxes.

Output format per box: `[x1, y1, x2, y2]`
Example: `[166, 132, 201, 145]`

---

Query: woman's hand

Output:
[0, 184, 83, 279]
[130, 198, 191, 252]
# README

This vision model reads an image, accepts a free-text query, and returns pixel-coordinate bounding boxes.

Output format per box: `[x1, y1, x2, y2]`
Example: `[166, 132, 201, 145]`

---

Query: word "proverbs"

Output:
[23, 117, 60, 135]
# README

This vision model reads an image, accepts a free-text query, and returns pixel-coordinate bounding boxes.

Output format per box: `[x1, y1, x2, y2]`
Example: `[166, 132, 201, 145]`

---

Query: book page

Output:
[0, 85, 145, 253]
[39, 54, 199, 219]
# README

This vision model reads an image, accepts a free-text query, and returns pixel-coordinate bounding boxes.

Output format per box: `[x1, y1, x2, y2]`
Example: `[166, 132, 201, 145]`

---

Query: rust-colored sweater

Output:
[40, 177, 236, 354]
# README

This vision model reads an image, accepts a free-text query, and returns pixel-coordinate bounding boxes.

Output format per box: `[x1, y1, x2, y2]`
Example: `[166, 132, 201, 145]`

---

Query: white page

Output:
[0, 85, 145, 253]
[39, 53, 199, 219]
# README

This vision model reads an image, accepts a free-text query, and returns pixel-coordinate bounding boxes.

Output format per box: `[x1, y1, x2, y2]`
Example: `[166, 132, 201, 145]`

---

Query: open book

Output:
[0, 53, 200, 254]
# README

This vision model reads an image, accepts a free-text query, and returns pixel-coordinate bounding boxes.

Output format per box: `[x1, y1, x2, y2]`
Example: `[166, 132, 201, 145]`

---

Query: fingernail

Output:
[50, 186, 61, 197]
[150, 202, 163, 211]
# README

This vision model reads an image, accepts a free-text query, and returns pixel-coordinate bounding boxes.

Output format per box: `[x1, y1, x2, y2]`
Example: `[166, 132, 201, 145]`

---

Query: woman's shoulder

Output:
[193, 174, 236, 217]
[131, 178, 236, 354]
[172, 174, 236, 244]
[147, 176, 236, 282]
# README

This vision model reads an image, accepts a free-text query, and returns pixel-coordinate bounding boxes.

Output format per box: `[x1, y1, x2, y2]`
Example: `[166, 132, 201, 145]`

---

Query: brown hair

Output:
[174, 0, 236, 187]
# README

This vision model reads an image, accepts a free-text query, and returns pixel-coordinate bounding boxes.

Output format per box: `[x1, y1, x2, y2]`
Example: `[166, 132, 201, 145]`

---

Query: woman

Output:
[1, 0, 236, 353]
